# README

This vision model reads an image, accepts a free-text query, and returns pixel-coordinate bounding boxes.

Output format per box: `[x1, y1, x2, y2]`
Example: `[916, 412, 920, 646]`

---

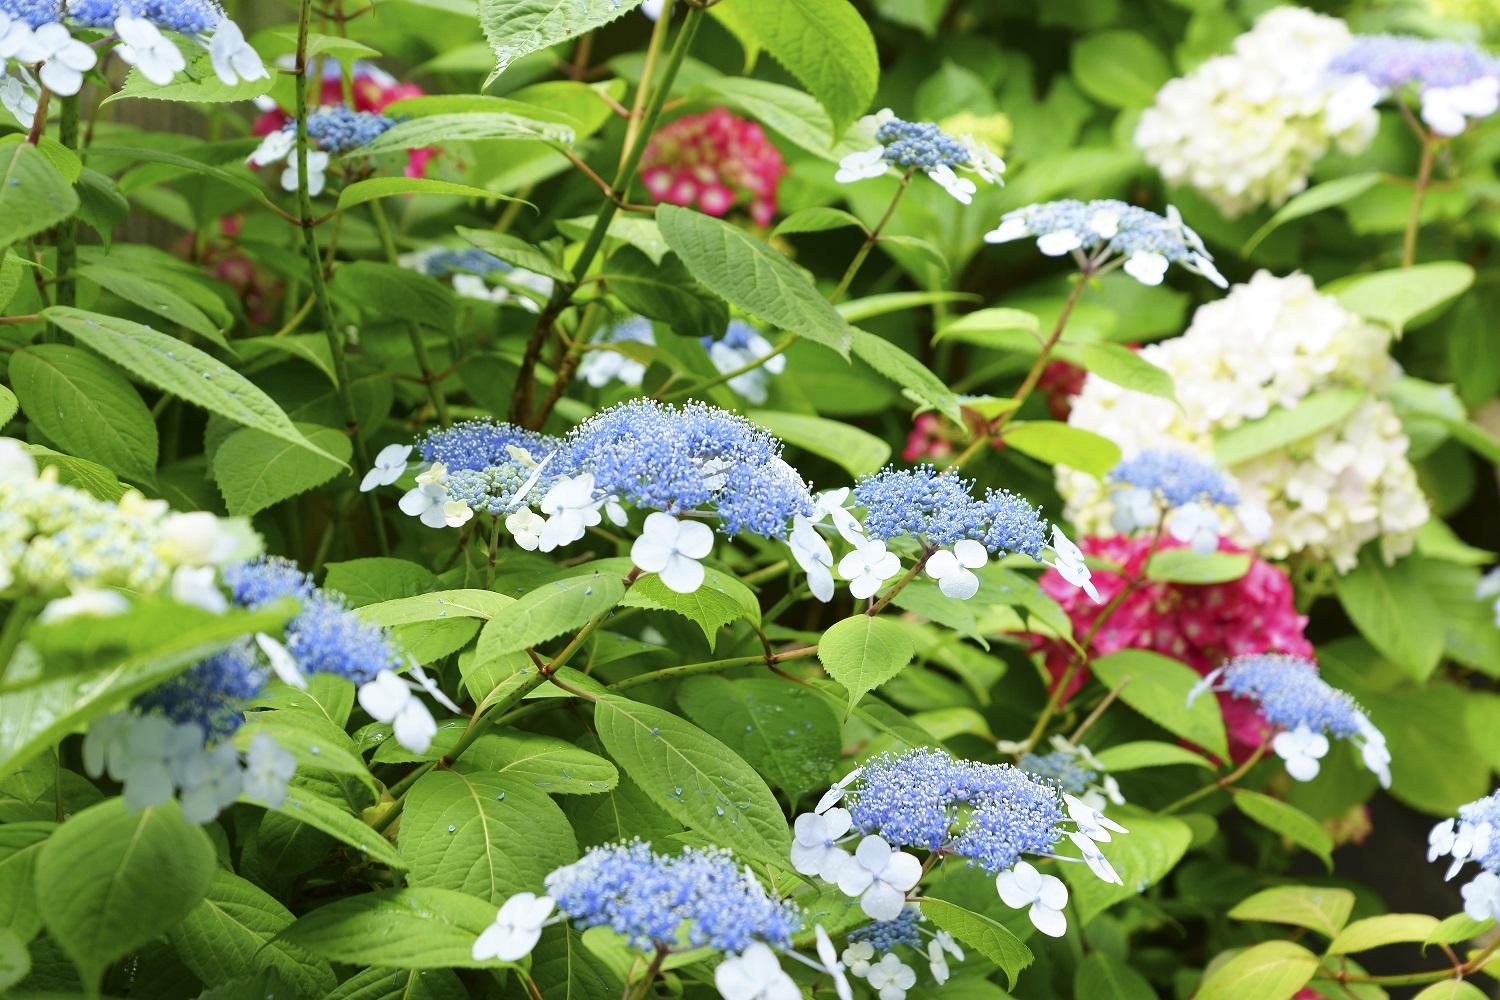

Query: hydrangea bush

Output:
[1, 0, 1499, 998]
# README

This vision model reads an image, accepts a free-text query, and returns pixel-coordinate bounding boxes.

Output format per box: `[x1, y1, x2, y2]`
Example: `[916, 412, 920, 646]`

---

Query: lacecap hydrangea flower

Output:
[640, 108, 788, 226]
[398, 245, 554, 313]
[985, 199, 1226, 288]
[1105, 449, 1271, 554]
[1135, 6, 1377, 218]
[1059, 271, 1430, 571]
[837, 108, 1005, 204]
[1328, 34, 1500, 137]
[246, 103, 399, 197]
[1429, 789, 1500, 921]
[1190, 653, 1391, 785]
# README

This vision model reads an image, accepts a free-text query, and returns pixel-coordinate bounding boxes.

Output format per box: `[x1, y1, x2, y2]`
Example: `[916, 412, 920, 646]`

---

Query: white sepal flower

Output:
[243, 732, 296, 808]
[996, 860, 1068, 937]
[1048, 526, 1099, 603]
[927, 940, 950, 985]
[247, 128, 294, 167]
[631, 511, 715, 594]
[282, 150, 329, 197]
[441, 501, 473, 528]
[791, 807, 852, 881]
[538, 474, 604, 551]
[120, 716, 204, 812]
[472, 892, 555, 962]
[1271, 724, 1330, 782]
[816, 767, 863, 814]
[1421, 77, 1500, 136]
[1064, 792, 1128, 844]
[836, 835, 922, 921]
[789, 514, 834, 603]
[1462, 872, 1500, 922]
[935, 930, 964, 961]
[358, 670, 438, 754]
[38, 587, 129, 624]
[255, 632, 306, 689]
[925, 539, 987, 600]
[927, 164, 976, 204]
[1067, 830, 1124, 885]
[983, 216, 1029, 244]
[178, 740, 243, 824]
[399, 464, 450, 529]
[408, 662, 462, 714]
[83, 712, 130, 781]
[837, 536, 901, 601]
[715, 942, 799, 1000]
[1, 74, 38, 130]
[842, 941, 874, 978]
[812, 487, 865, 545]
[835, 146, 887, 184]
[114, 14, 186, 86]
[172, 565, 227, 614]
[505, 508, 546, 551]
[361, 443, 412, 492]
[1122, 252, 1169, 286]
[31, 23, 97, 97]
[1168, 503, 1222, 556]
[1036, 230, 1082, 256]
[864, 954, 916, 1000]
[814, 925, 853, 1000]
[1109, 486, 1159, 533]
[207, 19, 268, 87]
[160, 510, 239, 565]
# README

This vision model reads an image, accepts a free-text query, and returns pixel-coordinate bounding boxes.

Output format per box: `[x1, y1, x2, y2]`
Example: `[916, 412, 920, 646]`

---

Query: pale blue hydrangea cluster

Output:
[848, 907, 923, 951]
[418, 420, 565, 517]
[0, 0, 60, 27]
[1430, 790, 1500, 922]
[1455, 792, 1500, 874]
[1107, 450, 1238, 509]
[67, 0, 221, 31]
[412, 247, 506, 278]
[225, 557, 401, 684]
[136, 640, 264, 739]
[564, 399, 814, 539]
[852, 466, 1048, 555]
[1329, 35, 1500, 90]
[1216, 654, 1365, 738]
[542, 841, 803, 953]
[1019, 750, 1097, 796]
[873, 117, 970, 170]
[845, 748, 1066, 873]
[284, 105, 398, 155]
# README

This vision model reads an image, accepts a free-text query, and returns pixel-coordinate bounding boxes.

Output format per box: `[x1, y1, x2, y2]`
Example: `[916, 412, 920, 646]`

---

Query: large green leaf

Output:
[1214, 389, 1365, 466]
[278, 888, 508, 968]
[474, 573, 626, 658]
[817, 614, 916, 713]
[266, 790, 406, 871]
[355, 113, 573, 155]
[1145, 549, 1251, 585]
[603, 248, 728, 337]
[676, 676, 841, 801]
[338, 177, 530, 211]
[212, 422, 353, 516]
[1326, 913, 1440, 955]
[1243, 173, 1385, 255]
[478, 0, 644, 81]
[530, 924, 624, 1000]
[713, 0, 877, 136]
[1062, 815, 1192, 924]
[0, 822, 52, 943]
[1075, 951, 1156, 1000]
[1076, 342, 1176, 403]
[169, 869, 334, 996]
[77, 263, 226, 346]
[748, 409, 891, 477]
[9, 344, 158, 484]
[35, 799, 215, 991]
[1333, 555, 1444, 681]
[656, 204, 853, 358]
[850, 328, 962, 421]
[42, 307, 340, 464]
[465, 729, 619, 794]
[1071, 30, 1172, 108]
[918, 899, 1032, 990]
[1228, 886, 1355, 938]
[1333, 262, 1474, 336]
[1090, 649, 1228, 761]
[593, 693, 791, 865]
[325, 966, 470, 1000]
[1195, 942, 1321, 1000]
[401, 770, 577, 902]
[1233, 792, 1333, 869]
[620, 571, 750, 650]
[0, 141, 78, 250]
[1004, 421, 1121, 478]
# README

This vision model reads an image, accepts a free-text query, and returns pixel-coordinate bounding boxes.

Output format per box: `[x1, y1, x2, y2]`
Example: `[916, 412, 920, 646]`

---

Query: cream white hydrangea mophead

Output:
[1057, 271, 1430, 572]
[1134, 6, 1378, 218]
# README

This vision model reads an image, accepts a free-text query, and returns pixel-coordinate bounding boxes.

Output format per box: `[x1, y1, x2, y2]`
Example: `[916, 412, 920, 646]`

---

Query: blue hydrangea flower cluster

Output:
[873, 117, 970, 170]
[67, 0, 222, 31]
[1453, 791, 1500, 874]
[283, 105, 398, 156]
[415, 248, 507, 278]
[226, 557, 401, 684]
[1216, 654, 1366, 739]
[1019, 750, 1097, 796]
[1107, 450, 1238, 509]
[135, 640, 265, 739]
[845, 748, 1066, 873]
[0, 0, 61, 28]
[848, 907, 924, 952]
[853, 465, 1048, 555]
[543, 841, 802, 953]
[1329, 35, 1500, 90]
[564, 399, 813, 539]
[419, 419, 561, 472]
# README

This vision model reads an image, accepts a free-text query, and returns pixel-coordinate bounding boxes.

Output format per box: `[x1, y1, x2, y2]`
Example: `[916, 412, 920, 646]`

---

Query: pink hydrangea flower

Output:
[1031, 534, 1312, 760]
[640, 108, 787, 225]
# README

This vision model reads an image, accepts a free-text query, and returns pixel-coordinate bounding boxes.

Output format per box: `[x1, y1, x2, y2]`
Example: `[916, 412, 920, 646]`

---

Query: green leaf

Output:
[1243, 173, 1385, 255]
[465, 730, 619, 794]
[325, 558, 442, 607]
[1072, 30, 1172, 108]
[1145, 549, 1251, 584]
[1063, 815, 1192, 924]
[1413, 982, 1489, 1000]
[1090, 649, 1228, 761]
[850, 328, 961, 421]
[818, 614, 916, 713]
[360, 589, 513, 665]
[933, 307, 1041, 348]
[1077, 342, 1176, 403]
[479, 0, 644, 81]
[278, 30, 380, 62]
[1228, 886, 1355, 938]
[1327, 913, 1441, 955]
[0, 141, 79, 250]
[1214, 389, 1366, 466]
[212, 422, 352, 516]
[593, 693, 791, 865]
[620, 571, 747, 650]
[714, 0, 878, 136]
[474, 573, 626, 658]
[603, 248, 728, 337]
[42, 307, 341, 465]
[1334, 554, 1444, 681]
[676, 676, 841, 801]
[1091, 741, 1214, 771]
[531, 924, 624, 1000]
[76, 263, 225, 346]
[169, 869, 334, 996]
[457, 227, 572, 281]
[557, 214, 668, 264]
[324, 966, 470, 1000]
[35, 800, 214, 992]
[772, 207, 867, 236]
[232, 717, 376, 795]
[656, 204, 854, 358]
[837, 291, 979, 324]
[338, 177, 531, 212]
[1426, 913, 1494, 947]
[1233, 791, 1333, 869]
[402, 770, 577, 903]
[331, 261, 455, 333]
[0, 385, 16, 427]
[0, 928, 24, 991]
[355, 113, 573, 156]
[1003, 421, 1121, 478]
[1195, 942, 1320, 1000]
[9, 344, 157, 484]
[267, 791, 405, 871]
[746, 409, 890, 477]
[878, 235, 949, 276]
[1333, 262, 1474, 336]
[278, 888, 508, 968]
[1075, 951, 1156, 1000]
[0, 822, 52, 943]
[73, 169, 128, 248]
[918, 900, 1032, 990]
[108, 52, 272, 104]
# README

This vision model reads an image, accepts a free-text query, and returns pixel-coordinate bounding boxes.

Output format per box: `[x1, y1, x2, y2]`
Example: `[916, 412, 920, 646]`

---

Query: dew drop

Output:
[447, 824, 456, 833]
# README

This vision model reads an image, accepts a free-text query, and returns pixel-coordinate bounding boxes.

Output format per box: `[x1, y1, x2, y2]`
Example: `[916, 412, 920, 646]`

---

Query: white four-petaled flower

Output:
[838, 536, 901, 601]
[243, 732, 297, 809]
[996, 860, 1068, 937]
[357, 670, 438, 754]
[791, 807, 852, 881]
[115, 14, 186, 86]
[789, 514, 835, 603]
[630, 511, 715, 594]
[282, 149, 330, 197]
[1048, 526, 1099, 603]
[538, 473, 604, 551]
[30, 23, 97, 97]
[472, 892, 555, 962]
[207, 20, 269, 87]
[836, 835, 922, 921]
[1271, 724, 1330, 782]
[361, 443, 412, 492]
[864, 954, 916, 1000]
[925, 539, 987, 600]
[714, 942, 800, 1000]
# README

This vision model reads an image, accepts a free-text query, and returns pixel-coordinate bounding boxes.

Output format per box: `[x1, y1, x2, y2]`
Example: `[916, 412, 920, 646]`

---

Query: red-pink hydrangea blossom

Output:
[1032, 534, 1312, 759]
[640, 109, 787, 225]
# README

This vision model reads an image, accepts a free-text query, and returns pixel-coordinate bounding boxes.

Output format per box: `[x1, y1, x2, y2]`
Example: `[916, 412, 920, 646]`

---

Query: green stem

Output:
[609, 655, 774, 693]
[512, 4, 706, 427]
[54, 94, 78, 309]
[867, 552, 929, 617]
[1403, 132, 1436, 269]
[1155, 739, 1271, 816]
[624, 946, 669, 1000]
[829, 169, 914, 304]
[293, 0, 387, 555]
[369, 199, 449, 426]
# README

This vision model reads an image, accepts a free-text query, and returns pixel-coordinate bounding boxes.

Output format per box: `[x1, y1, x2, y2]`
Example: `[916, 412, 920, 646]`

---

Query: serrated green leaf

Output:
[339, 177, 531, 212]
[1071, 30, 1172, 108]
[1090, 649, 1228, 761]
[324, 966, 470, 1000]
[1195, 941, 1320, 1000]
[278, 888, 506, 968]
[602, 248, 728, 337]
[1412, 982, 1489, 1000]
[593, 694, 791, 865]
[1426, 913, 1494, 947]
[1075, 951, 1156, 1000]
[266, 791, 405, 871]
[1213, 389, 1365, 466]
[10, 344, 158, 484]
[772, 207, 867, 236]
[358, 113, 572, 158]
[817, 614, 916, 712]
[457, 226, 571, 281]
[1228, 886, 1355, 938]
[656, 204, 853, 358]
[0, 386, 15, 428]
[0, 822, 52, 944]
[465, 730, 619, 794]
[213, 422, 353, 516]
[475, 574, 626, 659]
[850, 327, 961, 421]
[1334, 554, 1445, 681]
[1145, 549, 1251, 584]
[620, 572, 746, 650]
[919, 899, 1032, 990]
[676, 676, 841, 801]
[933, 307, 1041, 348]
[1243, 173, 1385, 255]
[0, 142, 78, 249]
[531, 924, 624, 1000]
[479, 0, 643, 81]
[76, 263, 225, 346]
[1234, 792, 1333, 869]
